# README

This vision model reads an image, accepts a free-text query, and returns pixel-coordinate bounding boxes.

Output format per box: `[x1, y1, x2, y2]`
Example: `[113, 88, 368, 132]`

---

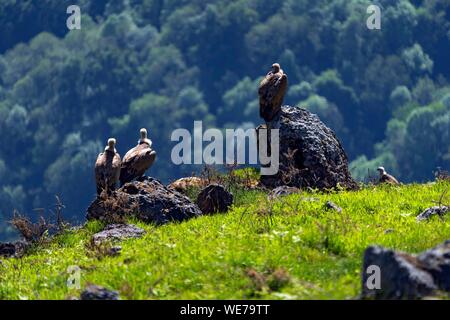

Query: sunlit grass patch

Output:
[0, 181, 449, 299]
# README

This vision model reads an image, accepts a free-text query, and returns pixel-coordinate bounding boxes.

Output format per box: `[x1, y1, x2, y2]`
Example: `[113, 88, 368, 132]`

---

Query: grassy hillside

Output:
[1, 180, 450, 300]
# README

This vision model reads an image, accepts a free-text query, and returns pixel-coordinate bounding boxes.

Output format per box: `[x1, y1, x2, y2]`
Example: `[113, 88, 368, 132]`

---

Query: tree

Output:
[390, 86, 412, 109]
[402, 43, 434, 76]
[219, 77, 259, 126]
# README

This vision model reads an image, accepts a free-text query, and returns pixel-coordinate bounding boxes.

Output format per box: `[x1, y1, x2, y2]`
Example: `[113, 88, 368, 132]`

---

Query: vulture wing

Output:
[258, 72, 288, 121]
[120, 143, 156, 185]
[380, 173, 399, 185]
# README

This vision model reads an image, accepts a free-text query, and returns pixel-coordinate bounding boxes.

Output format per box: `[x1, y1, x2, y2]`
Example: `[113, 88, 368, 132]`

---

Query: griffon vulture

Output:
[119, 128, 156, 185]
[258, 63, 288, 122]
[377, 167, 399, 185]
[95, 138, 122, 195]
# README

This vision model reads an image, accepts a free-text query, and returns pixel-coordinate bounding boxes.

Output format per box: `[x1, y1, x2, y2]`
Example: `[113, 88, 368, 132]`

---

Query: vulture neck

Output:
[105, 147, 117, 153]
[139, 138, 152, 146]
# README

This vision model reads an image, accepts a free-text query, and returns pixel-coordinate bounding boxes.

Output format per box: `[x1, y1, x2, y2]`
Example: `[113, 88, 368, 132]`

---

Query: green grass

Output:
[1, 181, 450, 300]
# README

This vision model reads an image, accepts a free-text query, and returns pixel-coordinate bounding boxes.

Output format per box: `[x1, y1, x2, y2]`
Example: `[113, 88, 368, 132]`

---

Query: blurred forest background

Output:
[0, 0, 449, 239]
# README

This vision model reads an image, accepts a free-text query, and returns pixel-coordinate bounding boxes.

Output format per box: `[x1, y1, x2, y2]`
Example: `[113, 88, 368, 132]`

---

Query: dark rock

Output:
[0, 241, 30, 258]
[259, 106, 358, 190]
[92, 224, 145, 244]
[80, 285, 120, 300]
[196, 184, 233, 214]
[86, 177, 202, 224]
[361, 246, 436, 300]
[417, 240, 450, 291]
[107, 246, 122, 256]
[267, 186, 299, 200]
[0, 243, 16, 258]
[324, 201, 342, 213]
[416, 206, 449, 221]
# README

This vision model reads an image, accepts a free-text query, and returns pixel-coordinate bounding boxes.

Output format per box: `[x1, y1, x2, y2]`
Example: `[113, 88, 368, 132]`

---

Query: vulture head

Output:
[105, 138, 117, 153]
[271, 63, 281, 74]
[377, 166, 386, 175]
[139, 128, 152, 146]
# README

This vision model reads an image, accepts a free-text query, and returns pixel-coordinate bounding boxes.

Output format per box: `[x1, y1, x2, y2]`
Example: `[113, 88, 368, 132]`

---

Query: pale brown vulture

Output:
[119, 128, 156, 186]
[377, 167, 399, 185]
[95, 138, 122, 195]
[258, 63, 288, 122]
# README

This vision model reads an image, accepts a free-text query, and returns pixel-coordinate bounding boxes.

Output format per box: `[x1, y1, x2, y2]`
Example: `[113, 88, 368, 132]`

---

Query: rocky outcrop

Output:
[80, 285, 120, 300]
[86, 177, 202, 225]
[361, 240, 450, 299]
[196, 184, 233, 214]
[92, 224, 145, 244]
[259, 106, 358, 191]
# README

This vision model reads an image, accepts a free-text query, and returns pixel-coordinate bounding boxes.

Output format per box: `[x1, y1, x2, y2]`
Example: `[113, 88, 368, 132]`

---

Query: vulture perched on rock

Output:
[258, 63, 288, 122]
[120, 128, 156, 186]
[377, 167, 399, 185]
[95, 138, 122, 195]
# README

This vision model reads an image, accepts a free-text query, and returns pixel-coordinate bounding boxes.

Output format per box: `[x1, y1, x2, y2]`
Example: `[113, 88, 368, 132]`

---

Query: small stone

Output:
[168, 177, 207, 193]
[107, 246, 122, 256]
[416, 206, 449, 221]
[80, 284, 120, 300]
[267, 186, 299, 200]
[196, 184, 233, 214]
[92, 224, 145, 245]
[324, 201, 342, 213]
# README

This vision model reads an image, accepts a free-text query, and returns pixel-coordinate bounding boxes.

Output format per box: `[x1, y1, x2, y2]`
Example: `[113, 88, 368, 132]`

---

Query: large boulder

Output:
[86, 177, 202, 224]
[361, 240, 450, 299]
[417, 240, 450, 291]
[361, 246, 436, 300]
[259, 106, 357, 190]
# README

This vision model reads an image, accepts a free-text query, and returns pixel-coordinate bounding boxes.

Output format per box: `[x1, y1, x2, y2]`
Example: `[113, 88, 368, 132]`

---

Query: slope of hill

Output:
[1, 179, 449, 300]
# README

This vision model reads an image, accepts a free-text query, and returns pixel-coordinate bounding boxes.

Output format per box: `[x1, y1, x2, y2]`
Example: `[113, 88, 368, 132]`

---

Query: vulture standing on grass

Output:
[258, 63, 288, 122]
[95, 138, 122, 195]
[377, 167, 400, 185]
[120, 128, 157, 186]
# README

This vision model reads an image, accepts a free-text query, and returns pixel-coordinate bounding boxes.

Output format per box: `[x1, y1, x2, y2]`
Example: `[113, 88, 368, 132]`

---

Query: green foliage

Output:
[402, 43, 434, 76]
[219, 77, 259, 126]
[390, 86, 412, 109]
[300, 95, 345, 137]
